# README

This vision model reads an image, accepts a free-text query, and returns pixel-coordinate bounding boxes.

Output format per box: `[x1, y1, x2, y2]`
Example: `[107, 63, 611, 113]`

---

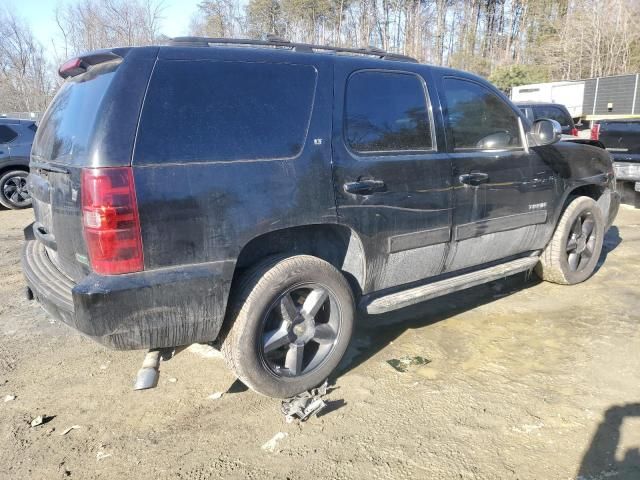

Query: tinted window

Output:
[135, 60, 317, 164]
[533, 105, 572, 127]
[0, 125, 18, 143]
[443, 78, 522, 151]
[32, 62, 117, 164]
[345, 71, 432, 153]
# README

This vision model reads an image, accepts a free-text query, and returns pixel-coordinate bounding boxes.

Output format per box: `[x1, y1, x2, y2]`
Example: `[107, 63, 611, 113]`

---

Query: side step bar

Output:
[364, 256, 539, 315]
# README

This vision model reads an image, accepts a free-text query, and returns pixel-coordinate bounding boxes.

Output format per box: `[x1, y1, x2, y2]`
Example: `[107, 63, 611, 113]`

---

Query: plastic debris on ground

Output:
[208, 392, 224, 400]
[387, 355, 431, 373]
[261, 432, 288, 452]
[60, 425, 81, 436]
[281, 380, 333, 423]
[3, 394, 16, 402]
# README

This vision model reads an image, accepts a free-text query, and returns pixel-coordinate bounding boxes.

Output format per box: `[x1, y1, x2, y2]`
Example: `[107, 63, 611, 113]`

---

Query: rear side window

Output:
[135, 60, 317, 164]
[443, 77, 522, 151]
[0, 125, 18, 143]
[533, 105, 572, 127]
[32, 62, 117, 164]
[345, 71, 433, 153]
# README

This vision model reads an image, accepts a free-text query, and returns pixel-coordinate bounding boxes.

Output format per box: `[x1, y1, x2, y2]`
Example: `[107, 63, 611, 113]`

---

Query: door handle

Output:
[459, 172, 489, 186]
[344, 179, 387, 195]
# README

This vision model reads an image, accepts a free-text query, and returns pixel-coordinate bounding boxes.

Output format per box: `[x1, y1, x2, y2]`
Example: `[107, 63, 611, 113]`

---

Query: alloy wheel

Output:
[566, 211, 597, 272]
[260, 284, 341, 378]
[2, 174, 30, 207]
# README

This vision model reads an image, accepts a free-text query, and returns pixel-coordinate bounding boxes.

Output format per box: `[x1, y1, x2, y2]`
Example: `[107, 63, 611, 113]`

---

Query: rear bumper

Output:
[613, 162, 640, 182]
[22, 239, 234, 350]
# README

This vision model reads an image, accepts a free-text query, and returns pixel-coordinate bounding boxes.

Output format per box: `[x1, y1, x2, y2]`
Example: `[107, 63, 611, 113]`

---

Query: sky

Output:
[5, 0, 201, 55]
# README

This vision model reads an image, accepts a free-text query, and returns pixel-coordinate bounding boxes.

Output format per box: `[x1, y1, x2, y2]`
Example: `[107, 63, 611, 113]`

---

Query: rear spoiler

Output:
[58, 48, 131, 79]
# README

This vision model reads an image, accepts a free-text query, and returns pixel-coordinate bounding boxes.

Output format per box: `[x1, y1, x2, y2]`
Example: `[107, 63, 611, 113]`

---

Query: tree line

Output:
[1, 0, 640, 113]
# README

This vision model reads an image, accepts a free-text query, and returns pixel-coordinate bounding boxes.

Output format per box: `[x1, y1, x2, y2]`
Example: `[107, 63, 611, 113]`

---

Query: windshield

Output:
[32, 62, 117, 165]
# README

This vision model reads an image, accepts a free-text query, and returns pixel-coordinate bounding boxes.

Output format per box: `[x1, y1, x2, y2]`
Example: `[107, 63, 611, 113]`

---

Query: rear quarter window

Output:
[0, 125, 18, 143]
[134, 60, 317, 164]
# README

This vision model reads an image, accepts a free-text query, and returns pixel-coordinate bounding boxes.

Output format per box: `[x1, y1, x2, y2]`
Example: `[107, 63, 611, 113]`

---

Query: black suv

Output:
[22, 38, 619, 398]
[515, 102, 578, 137]
[0, 118, 37, 209]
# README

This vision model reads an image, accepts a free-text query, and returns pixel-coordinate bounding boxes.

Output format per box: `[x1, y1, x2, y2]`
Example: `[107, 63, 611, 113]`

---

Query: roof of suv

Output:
[0, 118, 35, 125]
[166, 36, 418, 63]
[514, 102, 570, 109]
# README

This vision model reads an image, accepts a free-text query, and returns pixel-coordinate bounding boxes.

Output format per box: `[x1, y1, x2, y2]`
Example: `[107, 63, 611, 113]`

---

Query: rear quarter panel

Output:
[132, 49, 337, 269]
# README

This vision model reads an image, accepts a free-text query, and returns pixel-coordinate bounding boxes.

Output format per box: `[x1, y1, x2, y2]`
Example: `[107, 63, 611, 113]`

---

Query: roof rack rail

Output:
[168, 36, 418, 63]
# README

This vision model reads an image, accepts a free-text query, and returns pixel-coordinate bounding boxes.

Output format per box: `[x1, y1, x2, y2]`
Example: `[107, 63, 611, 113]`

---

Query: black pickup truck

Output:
[22, 38, 620, 398]
[591, 119, 640, 203]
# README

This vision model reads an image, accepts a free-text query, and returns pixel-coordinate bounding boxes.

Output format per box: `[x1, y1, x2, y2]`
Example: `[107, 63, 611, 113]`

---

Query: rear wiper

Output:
[30, 159, 70, 174]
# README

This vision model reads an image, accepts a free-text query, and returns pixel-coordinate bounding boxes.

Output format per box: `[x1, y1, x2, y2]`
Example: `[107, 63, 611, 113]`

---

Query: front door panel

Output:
[436, 75, 559, 272]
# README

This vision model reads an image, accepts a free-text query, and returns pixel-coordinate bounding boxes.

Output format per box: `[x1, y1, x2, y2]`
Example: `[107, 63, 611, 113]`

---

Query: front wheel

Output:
[221, 255, 355, 398]
[535, 196, 605, 285]
[0, 170, 31, 209]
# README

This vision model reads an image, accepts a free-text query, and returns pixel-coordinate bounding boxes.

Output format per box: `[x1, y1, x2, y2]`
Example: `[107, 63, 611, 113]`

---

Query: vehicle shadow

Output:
[596, 225, 622, 272]
[335, 227, 622, 379]
[335, 271, 542, 378]
[577, 403, 640, 479]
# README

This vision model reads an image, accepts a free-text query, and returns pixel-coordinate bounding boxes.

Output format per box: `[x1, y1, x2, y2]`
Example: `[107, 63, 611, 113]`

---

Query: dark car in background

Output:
[590, 119, 640, 199]
[0, 118, 36, 209]
[22, 39, 619, 398]
[516, 102, 578, 137]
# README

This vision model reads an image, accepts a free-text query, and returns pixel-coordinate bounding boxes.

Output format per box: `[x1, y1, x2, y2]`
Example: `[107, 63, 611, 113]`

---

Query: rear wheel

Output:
[221, 255, 355, 398]
[535, 196, 604, 284]
[0, 170, 31, 209]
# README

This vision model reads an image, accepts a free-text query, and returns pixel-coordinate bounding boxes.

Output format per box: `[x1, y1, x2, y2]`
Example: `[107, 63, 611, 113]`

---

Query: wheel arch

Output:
[0, 164, 29, 178]
[231, 223, 367, 299]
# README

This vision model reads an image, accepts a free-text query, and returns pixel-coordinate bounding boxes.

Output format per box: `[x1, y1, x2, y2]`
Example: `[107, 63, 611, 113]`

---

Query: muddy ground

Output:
[1, 206, 639, 480]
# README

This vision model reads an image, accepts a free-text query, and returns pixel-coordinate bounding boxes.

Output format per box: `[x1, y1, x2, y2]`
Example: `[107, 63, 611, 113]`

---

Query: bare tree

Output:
[0, 7, 53, 112]
[54, 0, 165, 59]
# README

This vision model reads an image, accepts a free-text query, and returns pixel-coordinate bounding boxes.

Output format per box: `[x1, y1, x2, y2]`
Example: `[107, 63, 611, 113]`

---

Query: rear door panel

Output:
[331, 62, 453, 294]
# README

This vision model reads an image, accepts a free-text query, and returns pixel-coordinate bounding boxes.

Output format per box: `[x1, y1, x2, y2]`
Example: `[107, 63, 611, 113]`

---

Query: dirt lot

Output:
[1, 206, 639, 480]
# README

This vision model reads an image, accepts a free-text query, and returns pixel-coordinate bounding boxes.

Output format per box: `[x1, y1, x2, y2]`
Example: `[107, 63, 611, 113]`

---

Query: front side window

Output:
[533, 106, 572, 127]
[443, 78, 522, 151]
[345, 71, 433, 154]
[0, 125, 18, 143]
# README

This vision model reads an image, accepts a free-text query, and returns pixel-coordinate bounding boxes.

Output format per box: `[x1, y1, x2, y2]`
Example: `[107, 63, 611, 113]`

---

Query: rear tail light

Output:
[570, 127, 579, 137]
[590, 123, 600, 140]
[81, 167, 144, 275]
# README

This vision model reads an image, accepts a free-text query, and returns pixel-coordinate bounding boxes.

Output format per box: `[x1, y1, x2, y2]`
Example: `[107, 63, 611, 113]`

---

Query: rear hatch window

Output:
[32, 62, 117, 165]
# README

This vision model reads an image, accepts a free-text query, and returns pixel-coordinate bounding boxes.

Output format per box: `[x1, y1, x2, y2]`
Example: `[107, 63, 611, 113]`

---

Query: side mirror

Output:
[529, 118, 562, 146]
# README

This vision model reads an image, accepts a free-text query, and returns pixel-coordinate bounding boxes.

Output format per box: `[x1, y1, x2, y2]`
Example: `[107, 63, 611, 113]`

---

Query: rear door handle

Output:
[459, 172, 489, 186]
[344, 179, 387, 195]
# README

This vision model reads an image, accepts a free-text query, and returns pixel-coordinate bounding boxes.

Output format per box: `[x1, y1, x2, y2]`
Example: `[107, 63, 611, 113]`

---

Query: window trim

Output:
[443, 76, 525, 153]
[343, 68, 438, 158]
[0, 125, 18, 144]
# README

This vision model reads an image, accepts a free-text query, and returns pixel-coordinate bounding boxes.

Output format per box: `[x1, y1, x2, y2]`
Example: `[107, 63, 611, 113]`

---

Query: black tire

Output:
[0, 170, 31, 209]
[221, 255, 355, 398]
[535, 196, 604, 285]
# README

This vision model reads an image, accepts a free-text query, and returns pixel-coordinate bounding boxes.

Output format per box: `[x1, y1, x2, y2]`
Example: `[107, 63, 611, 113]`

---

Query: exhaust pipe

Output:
[133, 350, 161, 390]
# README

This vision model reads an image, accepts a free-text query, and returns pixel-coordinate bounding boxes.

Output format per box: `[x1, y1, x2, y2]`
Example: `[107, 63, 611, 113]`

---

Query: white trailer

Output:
[511, 81, 585, 118]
